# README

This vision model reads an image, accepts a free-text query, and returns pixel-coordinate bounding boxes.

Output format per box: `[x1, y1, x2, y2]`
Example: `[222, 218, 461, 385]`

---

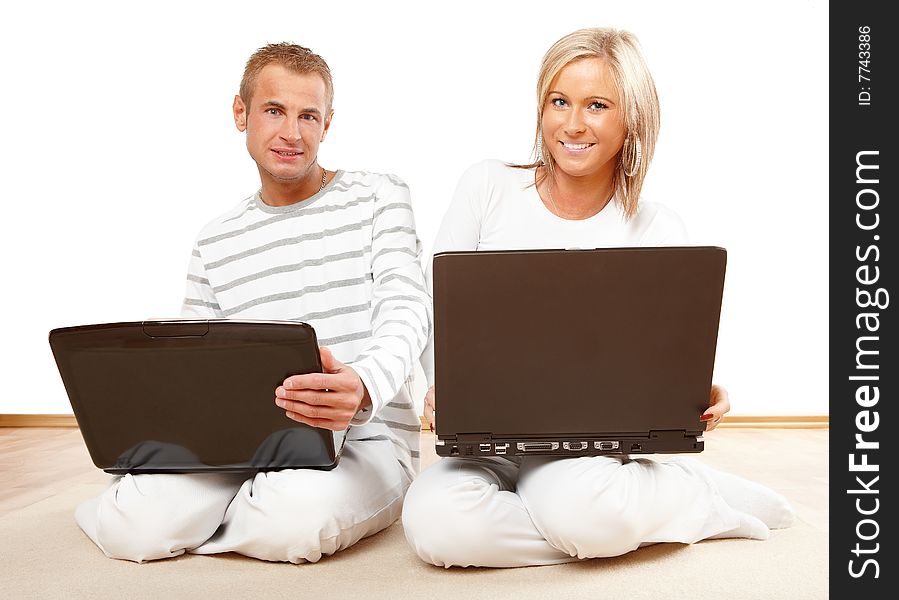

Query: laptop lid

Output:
[49, 319, 345, 474]
[433, 247, 726, 457]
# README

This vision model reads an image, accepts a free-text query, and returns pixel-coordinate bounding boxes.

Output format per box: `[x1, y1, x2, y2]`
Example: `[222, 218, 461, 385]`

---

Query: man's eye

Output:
[266, 108, 280, 115]
[301, 114, 318, 121]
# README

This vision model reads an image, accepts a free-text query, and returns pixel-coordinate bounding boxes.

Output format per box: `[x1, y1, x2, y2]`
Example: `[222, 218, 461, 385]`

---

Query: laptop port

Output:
[630, 443, 642, 452]
[516, 442, 560, 452]
[450, 445, 459, 456]
[479, 443, 492, 452]
[595, 441, 619, 451]
[494, 443, 509, 455]
[563, 441, 587, 451]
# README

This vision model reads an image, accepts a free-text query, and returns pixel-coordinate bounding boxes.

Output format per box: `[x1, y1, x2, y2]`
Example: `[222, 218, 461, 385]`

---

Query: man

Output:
[74, 43, 431, 563]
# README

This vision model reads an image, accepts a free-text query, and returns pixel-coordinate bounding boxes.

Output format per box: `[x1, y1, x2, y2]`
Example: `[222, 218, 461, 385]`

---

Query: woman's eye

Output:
[589, 101, 608, 111]
[551, 98, 567, 108]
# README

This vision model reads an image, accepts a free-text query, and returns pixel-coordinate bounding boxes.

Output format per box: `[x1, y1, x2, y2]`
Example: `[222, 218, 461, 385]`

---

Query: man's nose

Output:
[280, 118, 302, 143]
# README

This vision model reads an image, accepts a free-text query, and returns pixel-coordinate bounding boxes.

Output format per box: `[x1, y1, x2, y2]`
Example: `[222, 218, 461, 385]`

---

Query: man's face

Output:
[233, 64, 332, 189]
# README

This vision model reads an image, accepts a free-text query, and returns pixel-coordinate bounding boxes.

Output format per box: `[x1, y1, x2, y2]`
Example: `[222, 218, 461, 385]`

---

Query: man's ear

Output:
[233, 95, 248, 132]
[320, 109, 334, 142]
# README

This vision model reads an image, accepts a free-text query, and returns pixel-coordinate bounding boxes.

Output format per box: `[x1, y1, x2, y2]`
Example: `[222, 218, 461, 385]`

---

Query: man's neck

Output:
[258, 165, 325, 207]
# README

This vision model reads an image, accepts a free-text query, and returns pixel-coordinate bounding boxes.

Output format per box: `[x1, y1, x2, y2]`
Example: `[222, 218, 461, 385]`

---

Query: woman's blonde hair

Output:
[516, 28, 660, 219]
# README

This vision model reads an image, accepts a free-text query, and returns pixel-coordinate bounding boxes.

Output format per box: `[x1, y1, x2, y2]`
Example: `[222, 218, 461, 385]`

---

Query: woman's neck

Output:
[538, 166, 615, 220]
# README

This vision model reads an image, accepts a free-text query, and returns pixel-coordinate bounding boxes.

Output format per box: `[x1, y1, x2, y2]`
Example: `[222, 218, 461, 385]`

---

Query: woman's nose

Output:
[564, 111, 586, 135]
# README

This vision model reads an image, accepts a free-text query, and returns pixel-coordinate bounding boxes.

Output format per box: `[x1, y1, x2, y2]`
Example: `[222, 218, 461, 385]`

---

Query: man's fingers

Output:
[283, 409, 345, 431]
[277, 387, 331, 405]
[283, 369, 353, 393]
[283, 372, 329, 391]
[276, 388, 365, 413]
[277, 396, 352, 421]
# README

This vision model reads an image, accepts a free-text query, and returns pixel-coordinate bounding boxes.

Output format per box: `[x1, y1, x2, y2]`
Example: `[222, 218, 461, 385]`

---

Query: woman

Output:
[402, 28, 794, 568]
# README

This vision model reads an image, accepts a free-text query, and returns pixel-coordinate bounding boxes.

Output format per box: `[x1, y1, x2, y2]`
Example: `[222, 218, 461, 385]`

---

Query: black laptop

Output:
[433, 247, 726, 458]
[49, 319, 346, 474]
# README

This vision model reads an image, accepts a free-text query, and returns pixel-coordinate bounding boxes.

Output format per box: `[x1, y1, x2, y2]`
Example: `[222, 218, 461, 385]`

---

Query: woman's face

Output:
[541, 57, 627, 181]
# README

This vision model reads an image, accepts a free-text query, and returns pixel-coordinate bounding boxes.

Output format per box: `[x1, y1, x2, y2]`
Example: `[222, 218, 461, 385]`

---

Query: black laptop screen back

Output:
[49, 320, 338, 473]
[434, 247, 726, 441]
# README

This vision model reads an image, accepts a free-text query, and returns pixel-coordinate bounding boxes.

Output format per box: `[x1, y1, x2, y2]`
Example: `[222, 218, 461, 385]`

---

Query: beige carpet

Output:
[2, 482, 826, 600]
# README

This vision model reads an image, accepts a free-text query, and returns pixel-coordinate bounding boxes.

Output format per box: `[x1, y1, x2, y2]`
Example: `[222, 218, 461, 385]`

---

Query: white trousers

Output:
[402, 455, 759, 568]
[75, 438, 410, 563]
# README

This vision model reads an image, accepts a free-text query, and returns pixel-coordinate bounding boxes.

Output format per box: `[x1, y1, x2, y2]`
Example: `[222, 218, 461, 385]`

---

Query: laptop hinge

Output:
[456, 433, 492, 442]
[649, 429, 692, 440]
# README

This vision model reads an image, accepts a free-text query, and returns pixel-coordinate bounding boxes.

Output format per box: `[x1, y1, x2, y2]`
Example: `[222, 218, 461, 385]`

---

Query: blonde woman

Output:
[402, 28, 794, 568]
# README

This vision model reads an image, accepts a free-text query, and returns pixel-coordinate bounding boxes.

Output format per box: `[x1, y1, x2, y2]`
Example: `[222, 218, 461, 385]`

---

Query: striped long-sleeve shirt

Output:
[181, 170, 431, 475]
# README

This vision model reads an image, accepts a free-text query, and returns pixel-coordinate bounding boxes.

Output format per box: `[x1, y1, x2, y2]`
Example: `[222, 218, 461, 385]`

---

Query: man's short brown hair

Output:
[239, 43, 334, 110]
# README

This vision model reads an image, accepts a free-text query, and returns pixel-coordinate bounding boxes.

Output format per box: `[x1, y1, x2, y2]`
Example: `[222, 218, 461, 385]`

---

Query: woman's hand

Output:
[423, 386, 436, 431]
[700, 384, 730, 432]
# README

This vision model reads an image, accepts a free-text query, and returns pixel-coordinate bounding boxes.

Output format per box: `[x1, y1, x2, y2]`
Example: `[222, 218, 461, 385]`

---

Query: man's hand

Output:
[423, 386, 436, 432]
[700, 384, 731, 432]
[275, 346, 371, 431]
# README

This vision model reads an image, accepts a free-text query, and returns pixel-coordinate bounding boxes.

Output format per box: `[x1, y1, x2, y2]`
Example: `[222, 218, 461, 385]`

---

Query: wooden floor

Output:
[0, 428, 108, 517]
[0, 427, 829, 532]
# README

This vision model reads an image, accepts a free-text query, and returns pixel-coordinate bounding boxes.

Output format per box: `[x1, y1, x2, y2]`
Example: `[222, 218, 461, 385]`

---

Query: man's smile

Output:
[271, 148, 304, 159]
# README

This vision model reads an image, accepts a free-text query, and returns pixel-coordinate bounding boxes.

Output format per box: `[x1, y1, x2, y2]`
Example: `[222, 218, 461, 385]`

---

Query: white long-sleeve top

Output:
[421, 159, 688, 385]
[181, 170, 431, 475]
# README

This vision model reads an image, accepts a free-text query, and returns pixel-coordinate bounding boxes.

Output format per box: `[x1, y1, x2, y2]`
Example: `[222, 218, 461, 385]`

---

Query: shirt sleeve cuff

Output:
[350, 403, 374, 426]
[348, 360, 383, 426]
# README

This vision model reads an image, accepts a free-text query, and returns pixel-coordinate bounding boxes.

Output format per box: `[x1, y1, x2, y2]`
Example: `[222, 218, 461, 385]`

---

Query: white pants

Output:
[402, 455, 755, 568]
[75, 438, 410, 563]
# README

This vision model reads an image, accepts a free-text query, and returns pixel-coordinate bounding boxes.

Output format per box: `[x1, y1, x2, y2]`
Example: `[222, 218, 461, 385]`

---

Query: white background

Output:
[0, 0, 828, 416]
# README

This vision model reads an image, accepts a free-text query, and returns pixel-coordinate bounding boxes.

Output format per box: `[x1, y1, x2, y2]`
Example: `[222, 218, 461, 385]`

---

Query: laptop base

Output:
[436, 433, 703, 458]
